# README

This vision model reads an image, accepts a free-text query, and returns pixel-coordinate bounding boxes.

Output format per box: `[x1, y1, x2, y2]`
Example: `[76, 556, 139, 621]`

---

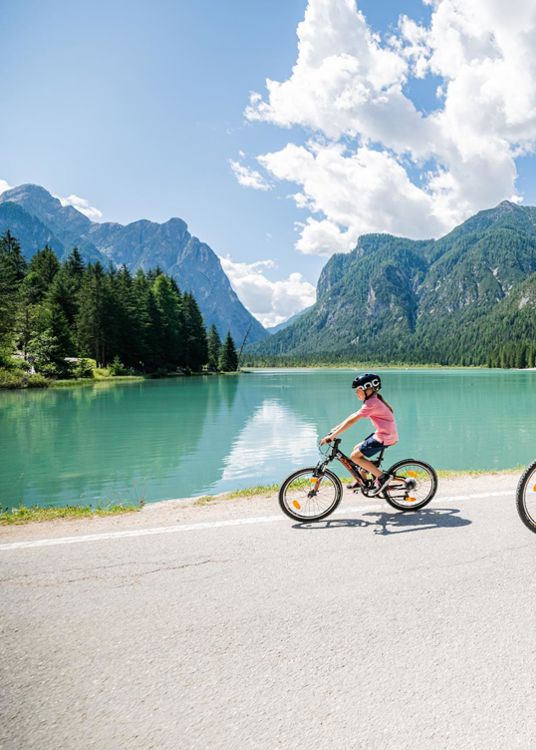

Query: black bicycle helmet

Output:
[351, 372, 382, 391]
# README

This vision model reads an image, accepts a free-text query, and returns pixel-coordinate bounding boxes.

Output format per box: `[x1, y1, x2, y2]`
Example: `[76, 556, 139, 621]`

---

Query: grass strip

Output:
[196, 468, 521, 506]
[436, 466, 522, 477]
[0, 504, 140, 526]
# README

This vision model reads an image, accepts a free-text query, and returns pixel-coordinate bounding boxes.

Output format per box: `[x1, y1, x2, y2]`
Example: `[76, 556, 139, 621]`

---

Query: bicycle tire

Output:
[383, 459, 438, 512]
[516, 459, 536, 533]
[278, 467, 343, 521]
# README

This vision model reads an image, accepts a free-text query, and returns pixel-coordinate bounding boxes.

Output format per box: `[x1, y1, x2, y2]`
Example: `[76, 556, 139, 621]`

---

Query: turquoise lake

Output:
[1, 368, 536, 509]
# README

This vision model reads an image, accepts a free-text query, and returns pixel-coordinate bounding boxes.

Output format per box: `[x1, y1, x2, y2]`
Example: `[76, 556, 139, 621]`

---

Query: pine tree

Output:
[26, 246, 60, 304]
[64, 248, 85, 278]
[219, 331, 238, 372]
[207, 324, 222, 371]
[151, 274, 183, 367]
[76, 263, 113, 366]
[109, 266, 143, 367]
[183, 292, 208, 371]
[46, 248, 86, 326]
[0, 231, 26, 364]
[515, 343, 527, 369]
[29, 302, 74, 378]
[132, 269, 153, 370]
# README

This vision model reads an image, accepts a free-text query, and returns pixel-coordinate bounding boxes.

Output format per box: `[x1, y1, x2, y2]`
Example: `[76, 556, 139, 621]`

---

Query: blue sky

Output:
[2, 0, 536, 326]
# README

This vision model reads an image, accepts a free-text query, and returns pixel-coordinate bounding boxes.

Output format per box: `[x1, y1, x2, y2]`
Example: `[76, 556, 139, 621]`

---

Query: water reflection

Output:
[221, 398, 318, 483]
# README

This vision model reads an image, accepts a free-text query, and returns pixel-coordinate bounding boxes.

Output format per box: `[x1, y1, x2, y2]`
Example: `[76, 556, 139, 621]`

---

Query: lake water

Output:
[1, 368, 535, 509]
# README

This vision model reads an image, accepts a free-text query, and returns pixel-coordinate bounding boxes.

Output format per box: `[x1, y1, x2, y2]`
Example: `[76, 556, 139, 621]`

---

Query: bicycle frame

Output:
[315, 438, 385, 488]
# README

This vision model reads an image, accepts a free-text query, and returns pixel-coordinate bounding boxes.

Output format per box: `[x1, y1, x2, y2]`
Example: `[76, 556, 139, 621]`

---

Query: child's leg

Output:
[351, 448, 382, 479]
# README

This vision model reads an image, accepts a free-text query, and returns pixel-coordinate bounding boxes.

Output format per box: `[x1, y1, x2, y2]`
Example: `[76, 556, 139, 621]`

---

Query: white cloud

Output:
[242, 0, 536, 255]
[59, 193, 103, 221]
[0, 179, 12, 195]
[219, 255, 316, 328]
[229, 159, 271, 191]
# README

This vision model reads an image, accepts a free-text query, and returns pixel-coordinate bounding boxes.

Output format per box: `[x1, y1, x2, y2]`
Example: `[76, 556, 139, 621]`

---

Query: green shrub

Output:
[93, 367, 111, 379]
[0, 368, 49, 389]
[14, 358, 32, 372]
[72, 358, 95, 378]
[109, 355, 126, 376]
[26, 374, 49, 388]
[0, 368, 25, 388]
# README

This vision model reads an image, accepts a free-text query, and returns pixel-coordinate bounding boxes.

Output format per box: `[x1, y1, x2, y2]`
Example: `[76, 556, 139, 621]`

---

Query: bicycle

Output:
[516, 460, 536, 533]
[278, 438, 438, 522]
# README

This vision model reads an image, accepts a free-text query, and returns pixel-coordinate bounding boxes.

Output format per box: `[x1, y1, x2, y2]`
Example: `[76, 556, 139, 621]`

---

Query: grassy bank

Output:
[193, 467, 521, 506]
[52, 375, 147, 387]
[0, 369, 241, 390]
[0, 503, 140, 525]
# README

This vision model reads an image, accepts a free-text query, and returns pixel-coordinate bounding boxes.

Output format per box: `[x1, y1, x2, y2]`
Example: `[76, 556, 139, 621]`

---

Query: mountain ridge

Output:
[0, 184, 267, 344]
[249, 201, 536, 365]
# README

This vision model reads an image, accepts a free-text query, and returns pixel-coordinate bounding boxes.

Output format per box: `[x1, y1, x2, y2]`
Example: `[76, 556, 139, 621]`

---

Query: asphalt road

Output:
[1, 476, 535, 749]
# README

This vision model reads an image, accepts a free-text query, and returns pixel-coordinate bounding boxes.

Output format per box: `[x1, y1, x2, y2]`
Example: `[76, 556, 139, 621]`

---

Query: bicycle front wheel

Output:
[383, 459, 438, 511]
[516, 460, 536, 533]
[279, 467, 342, 521]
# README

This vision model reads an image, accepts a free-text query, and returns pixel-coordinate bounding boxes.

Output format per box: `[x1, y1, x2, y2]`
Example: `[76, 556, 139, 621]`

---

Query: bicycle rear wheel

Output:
[383, 459, 437, 511]
[279, 468, 342, 521]
[516, 460, 536, 533]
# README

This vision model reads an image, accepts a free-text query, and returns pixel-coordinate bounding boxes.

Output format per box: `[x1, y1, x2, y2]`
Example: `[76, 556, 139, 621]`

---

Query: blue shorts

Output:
[357, 433, 386, 458]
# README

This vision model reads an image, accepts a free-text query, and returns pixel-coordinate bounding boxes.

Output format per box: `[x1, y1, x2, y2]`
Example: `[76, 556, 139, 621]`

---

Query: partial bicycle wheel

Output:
[383, 459, 438, 511]
[516, 459, 536, 533]
[279, 467, 343, 521]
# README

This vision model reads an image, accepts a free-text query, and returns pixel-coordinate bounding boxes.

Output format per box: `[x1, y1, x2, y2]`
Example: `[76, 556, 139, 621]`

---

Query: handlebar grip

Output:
[326, 437, 341, 446]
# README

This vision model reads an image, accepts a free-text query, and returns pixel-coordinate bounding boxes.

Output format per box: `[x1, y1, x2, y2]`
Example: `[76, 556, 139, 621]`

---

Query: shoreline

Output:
[0, 468, 522, 527]
[3, 363, 536, 391]
[0, 370, 242, 391]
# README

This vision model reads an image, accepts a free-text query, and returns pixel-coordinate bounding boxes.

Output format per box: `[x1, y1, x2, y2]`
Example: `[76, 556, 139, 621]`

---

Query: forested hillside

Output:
[0, 231, 239, 386]
[247, 201, 536, 367]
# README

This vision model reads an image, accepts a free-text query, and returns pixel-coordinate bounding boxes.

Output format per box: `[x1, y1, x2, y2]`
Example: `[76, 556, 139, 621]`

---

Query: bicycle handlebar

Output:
[319, 437, 341, 459]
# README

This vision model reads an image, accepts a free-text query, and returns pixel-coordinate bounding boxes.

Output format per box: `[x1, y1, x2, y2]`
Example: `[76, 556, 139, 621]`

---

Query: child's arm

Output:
[320, 411, 362, 444]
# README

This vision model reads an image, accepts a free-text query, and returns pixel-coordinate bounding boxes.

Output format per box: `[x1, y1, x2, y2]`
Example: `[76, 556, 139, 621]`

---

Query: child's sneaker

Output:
[368, 472, 392, 496]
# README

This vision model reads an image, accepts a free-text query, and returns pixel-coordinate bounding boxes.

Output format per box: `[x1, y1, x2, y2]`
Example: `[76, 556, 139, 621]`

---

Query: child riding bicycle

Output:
[320, 372, 398, 496]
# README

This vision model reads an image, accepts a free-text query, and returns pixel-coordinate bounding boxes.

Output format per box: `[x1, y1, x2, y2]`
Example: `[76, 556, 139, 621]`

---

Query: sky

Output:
[2, 0, 536, 327]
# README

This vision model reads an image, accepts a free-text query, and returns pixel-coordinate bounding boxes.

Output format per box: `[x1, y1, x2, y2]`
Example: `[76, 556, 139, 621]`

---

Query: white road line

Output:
[0, 490, 513, 552]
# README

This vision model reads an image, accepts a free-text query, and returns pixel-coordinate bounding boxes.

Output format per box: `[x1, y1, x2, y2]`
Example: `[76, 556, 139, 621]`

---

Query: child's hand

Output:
[320, 435, 333, 446]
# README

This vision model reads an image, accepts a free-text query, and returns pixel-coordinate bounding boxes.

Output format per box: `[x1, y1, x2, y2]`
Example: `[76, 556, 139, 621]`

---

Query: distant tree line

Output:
[486, 342, 536, 369]
[0, 231, 239, 382]
[244, 344, 536, 371]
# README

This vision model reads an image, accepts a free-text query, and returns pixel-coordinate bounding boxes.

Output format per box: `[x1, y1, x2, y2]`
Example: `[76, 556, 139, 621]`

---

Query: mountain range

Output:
[0, 184, 267, 345]
[249, 200, 536, 366]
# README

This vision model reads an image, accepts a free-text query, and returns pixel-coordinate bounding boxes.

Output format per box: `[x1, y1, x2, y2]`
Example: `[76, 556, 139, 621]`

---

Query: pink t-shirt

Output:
[358, 395, 398, 445]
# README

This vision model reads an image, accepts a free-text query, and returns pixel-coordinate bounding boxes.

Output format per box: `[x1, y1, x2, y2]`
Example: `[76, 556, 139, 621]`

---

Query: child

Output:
[320, 373, 398, 495]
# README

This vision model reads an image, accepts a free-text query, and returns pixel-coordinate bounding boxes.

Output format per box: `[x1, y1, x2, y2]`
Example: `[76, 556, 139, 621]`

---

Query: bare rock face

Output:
[0, 184, 267, 344]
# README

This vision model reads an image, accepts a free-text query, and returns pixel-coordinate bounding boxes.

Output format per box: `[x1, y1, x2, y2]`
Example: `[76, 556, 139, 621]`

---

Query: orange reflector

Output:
[309, 478, 317, 484]
[406, 497, 417, 503]
[406, 471, 418, 478]
[292, 500, 301, 510]
[533, 484, 536, 492]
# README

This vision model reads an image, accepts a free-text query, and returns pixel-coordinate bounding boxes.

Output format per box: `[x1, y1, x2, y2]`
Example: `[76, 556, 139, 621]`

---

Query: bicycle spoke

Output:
[281, 469, 340, 520]
[384, 461, 436, 510]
